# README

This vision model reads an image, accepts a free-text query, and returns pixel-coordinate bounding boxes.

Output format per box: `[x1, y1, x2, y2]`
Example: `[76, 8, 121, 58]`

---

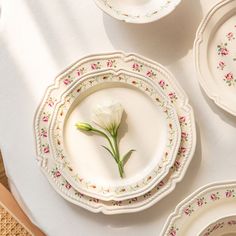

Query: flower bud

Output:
[75, 122, 93, 131]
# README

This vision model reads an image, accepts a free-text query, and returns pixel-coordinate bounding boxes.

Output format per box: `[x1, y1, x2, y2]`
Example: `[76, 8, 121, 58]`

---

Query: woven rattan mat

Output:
[0, 202, 33, 236]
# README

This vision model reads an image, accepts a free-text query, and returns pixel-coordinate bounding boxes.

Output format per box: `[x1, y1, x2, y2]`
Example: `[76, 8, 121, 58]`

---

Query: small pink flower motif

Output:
[46, 97, 56, 107]
[184, 207, 192, 216]
[217, 44, 229, 56]
[174, 160, 181, 170]
[197, 197, 205, 206]
[210, 193, 219, 201]
[159, 80, 165, 88]
[181, 132, 188, 141]
[42, 144, 49, 154]
[63, 78, 72, 85]
[54, 170, 61, 178]
[226, 32, 235, 41]
[40, 129, 47, 138]
[168, 92, 177, 102]
[225, 189, 234, 198]
[132, 63, 142, 72]
[146, 70, 156, 78]
[42, 113, 49, 122]
[77, 67, 85, 77]
[65, 182, 71, 189]
[179, 146, 186, 154]
[91, 62, 101, 70]
[106, 59, 116, 68]
[168, 227, 178, 236]
[179, 116, 186, 124]
[225, 72, 234, 81]
[158, 181, 165, 187]
[217, 61, 226, 70]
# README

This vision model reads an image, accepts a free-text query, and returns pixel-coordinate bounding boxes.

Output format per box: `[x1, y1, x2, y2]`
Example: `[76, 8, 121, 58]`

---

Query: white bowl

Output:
[94, 0, 182, 23]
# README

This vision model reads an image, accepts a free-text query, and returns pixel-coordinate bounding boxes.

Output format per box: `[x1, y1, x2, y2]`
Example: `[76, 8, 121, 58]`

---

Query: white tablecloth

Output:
[1, 0, 236, 235]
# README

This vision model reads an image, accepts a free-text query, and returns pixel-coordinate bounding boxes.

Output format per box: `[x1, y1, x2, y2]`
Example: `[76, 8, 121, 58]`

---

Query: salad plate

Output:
[34, 52, 196, 214]
[199, 215, 236, 236]
[49, 70, 181, 201]
[161, 181, 236, 236]
[93, 0, 181, 23]
[194, 0, 236, 116]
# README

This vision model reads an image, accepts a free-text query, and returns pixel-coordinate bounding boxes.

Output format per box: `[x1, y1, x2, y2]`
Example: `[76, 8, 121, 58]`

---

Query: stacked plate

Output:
[34, 52, 196, 214]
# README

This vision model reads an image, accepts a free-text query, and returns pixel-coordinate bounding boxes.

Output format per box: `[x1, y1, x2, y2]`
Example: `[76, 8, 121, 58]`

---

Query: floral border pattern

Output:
[216, 25, 236, 86]
[50, 72, 180, 197]
[163, 183, 236, 236]
[34, 52, 195, 213]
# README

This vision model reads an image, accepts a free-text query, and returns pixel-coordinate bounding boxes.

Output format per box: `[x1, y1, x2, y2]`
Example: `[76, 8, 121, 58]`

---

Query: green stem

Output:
[92, 128, 117, 162]
[111, 134, 124, 178]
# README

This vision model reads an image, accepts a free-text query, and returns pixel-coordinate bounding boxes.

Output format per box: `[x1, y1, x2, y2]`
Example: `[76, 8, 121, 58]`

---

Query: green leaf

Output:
[122, 149, 135, 166]
[101, 145, 117, 161]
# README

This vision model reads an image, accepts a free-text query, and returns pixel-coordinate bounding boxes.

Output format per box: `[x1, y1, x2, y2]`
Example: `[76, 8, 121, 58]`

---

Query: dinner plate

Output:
[93, 0, 181, 23]
[199, 215, 236, 236]
[49, 70, 181, 201]
[34, 52, 196, 214]
[161, 181, 236, 236]
[194, 0, 236, 116]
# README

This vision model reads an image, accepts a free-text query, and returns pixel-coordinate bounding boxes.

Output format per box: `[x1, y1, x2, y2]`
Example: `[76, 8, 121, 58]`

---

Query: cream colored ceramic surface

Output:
[194, 0, 236, 115]
[199, 215, 236, 236]
[34, 52, 196, 214]
[49, 71, 181, 201]
[161, 181, 236, 236]
[93, 0, 181, 23]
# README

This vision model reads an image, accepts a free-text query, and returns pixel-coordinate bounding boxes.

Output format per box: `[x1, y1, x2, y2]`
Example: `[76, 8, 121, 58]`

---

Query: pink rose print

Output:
[224, 72, 235, 86]
[179, 116, 186, 124]
[64, 181, 71, 189]
[106, 59, 116, 68]
[226, 32, 235, 41]
[54, 170, 61, 178]
[158, 79, 168, 89]
[42, 144, 49, 154]
[168, 92, 177, 102]
[91, 62, 101, 70]
[77, 67, 85, 77]
[132, 63, 143, 72]
[146, 70, 156, 79]
[196, 197, 205, 207]
[178, 146, 186, 155]
[63, 78, 72, 85]
[42, 112, 50, 122]
[46, 97, 56, 107]
[181, 132, 188, 141]
[228, 220, 236, 225]
[40, 128, 47, 138]
[225, 189, 234, 198]
[173, 160, 181, 171]
[217, 61, 226, 70]
[217, 43, 229, 56]
[210, 193, 219, 201]
[168, 226, 178, 236]
[184, 206, 193, 216]
[225, 72, 234, 81]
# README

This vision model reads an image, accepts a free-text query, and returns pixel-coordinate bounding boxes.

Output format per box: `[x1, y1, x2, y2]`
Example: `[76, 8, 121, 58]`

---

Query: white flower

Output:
[92, 101, 123, 135]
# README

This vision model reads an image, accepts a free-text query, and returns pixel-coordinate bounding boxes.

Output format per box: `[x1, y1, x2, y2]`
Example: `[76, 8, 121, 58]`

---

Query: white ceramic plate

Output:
[93, 0, 181, 23]
[49, 70, 181, 201]
[34, 52, 196, 214]
[199, 215, 236, 236]
[161, 181, 236, 236]
[194, 0, 236, 116]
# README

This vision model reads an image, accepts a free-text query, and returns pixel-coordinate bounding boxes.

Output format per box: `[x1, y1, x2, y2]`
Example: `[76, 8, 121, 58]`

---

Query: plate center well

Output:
[63, 82, 168, 187]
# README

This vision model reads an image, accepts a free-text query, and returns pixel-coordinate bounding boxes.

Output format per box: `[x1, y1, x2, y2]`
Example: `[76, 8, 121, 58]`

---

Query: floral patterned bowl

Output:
[199, 215, 236, 236]
[93, 0, 182, 23]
